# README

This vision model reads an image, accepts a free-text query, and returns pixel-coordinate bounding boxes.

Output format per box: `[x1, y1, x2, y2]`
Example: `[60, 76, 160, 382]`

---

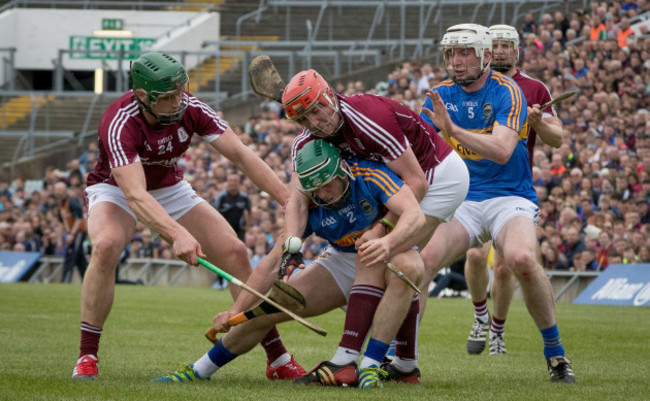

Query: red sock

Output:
[473, 299, 489, 321]
[339, 285, 384, 351]
[260, 326, 287, 363]
[491, 316, 506, 336]
[395, 296, 419, 359]
[79, 321, 102, 359]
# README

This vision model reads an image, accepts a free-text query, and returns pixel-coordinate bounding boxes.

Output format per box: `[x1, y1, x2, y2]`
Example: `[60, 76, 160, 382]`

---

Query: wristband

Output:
[381, 217, 395, 233]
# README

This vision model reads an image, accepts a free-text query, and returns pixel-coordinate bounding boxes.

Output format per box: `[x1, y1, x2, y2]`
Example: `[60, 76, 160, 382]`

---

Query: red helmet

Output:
[282, 69, 338, 119]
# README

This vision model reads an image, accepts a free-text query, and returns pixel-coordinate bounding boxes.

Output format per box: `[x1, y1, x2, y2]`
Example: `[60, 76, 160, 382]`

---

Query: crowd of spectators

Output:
[1, 1, 650, 279]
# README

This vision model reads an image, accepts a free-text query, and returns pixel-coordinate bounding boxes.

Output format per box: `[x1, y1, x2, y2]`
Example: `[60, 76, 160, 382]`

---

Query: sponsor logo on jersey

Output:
[332, 227, 372, 248]
[157, 135, 173, 145]
[338, 204, 355, 215]
[140, 156, 181, 167]
[177, 127, 189, 142]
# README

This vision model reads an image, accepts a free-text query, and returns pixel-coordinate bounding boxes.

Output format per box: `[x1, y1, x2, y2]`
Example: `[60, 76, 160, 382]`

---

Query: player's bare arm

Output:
[284, 172, 310, 239]
[424, 91, 517, 164]
[528, 108, 563, 148]
[359, 147, 427, 245]
[357, 185, 425, 266]
[210, 127, 290, 206]
[111, 162, 204, 265]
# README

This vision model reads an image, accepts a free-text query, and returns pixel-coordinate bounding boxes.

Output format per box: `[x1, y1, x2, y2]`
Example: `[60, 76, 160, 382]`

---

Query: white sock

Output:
[269, 352, 291, 368]
[475, 312, 490, 324]
[359, 356, 382, 369]
[330, 346, 359, 365]
[391, 356, 418, 372]
[193, 353, 219, 378]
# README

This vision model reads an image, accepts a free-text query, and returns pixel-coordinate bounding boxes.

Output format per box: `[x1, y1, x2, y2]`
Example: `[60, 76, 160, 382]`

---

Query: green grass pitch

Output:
[1, 282, 648, 400]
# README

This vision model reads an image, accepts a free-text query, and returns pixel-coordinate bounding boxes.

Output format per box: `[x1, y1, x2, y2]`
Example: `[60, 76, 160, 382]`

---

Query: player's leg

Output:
[60, 242, 76, 283]
[154, 262, 346, 382]
[380, 291, 421, 384]
[74, 200, 136, 379]
[495, 214, 574, 383]
[73, 233, 89, 280]
[416, 151, 470, 317]
[418, 218, 471, 318]
[177, 201, 253, 300]
[177, 201, 296, 378]
[489, 250, 515, 355]
[358, 250, 422, 387]
[464, 242, 491, 355]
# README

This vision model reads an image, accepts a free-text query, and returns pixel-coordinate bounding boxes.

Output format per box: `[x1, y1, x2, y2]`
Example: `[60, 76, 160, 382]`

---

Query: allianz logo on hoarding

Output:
[592, 278, 650, 306]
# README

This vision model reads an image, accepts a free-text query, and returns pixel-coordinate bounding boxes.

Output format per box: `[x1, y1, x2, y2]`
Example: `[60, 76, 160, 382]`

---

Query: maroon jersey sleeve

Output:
[97, 93, 145, 170]
[514, 70, 557, 169]
[339, 94, 450, 174]
[185, 94, 228, 142]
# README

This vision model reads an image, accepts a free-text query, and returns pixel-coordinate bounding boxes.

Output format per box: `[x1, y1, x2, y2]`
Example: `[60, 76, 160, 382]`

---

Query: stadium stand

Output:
[2, 0, 650, 301]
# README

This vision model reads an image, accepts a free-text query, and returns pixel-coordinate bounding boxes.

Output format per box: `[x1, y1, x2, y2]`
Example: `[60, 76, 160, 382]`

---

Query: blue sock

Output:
[207, 339, 238, 367]
[386, 339, 396, 358]
[364, 338, 391, 366]
[541, 324, 565, 360]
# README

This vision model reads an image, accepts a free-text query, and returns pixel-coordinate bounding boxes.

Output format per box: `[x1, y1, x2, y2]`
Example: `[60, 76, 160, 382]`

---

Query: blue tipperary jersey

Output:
[303, 158, 403, 253]
[420, 70, 537, 204]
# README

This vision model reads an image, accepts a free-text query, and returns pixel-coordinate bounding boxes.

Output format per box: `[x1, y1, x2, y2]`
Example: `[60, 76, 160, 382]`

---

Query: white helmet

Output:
[440, 24, 492, 86]
[489, 24, 520, 73]
[489, 24, 520, 47]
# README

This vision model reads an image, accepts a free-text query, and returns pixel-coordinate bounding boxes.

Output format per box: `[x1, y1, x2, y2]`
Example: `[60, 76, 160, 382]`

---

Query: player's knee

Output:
[226, 240, 257, 277]
[392, 251, 424, 285]
[493, 262, 513, 280]
[89, 235, 127, 264]
[506, 250, 538, 274]
[419, 244, 441, 276]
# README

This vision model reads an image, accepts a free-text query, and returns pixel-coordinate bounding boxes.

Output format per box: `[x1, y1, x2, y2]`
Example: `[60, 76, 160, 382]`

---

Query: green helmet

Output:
[295, 140, 347, 191]
[130, 52, 189, 124]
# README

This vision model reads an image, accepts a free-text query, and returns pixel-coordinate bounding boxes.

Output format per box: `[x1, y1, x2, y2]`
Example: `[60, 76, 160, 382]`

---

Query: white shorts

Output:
[307, 246, 356, 301]
[85, 181, 205, 223]
[454, 196, 540, 249]
[421, 151, 469, 222]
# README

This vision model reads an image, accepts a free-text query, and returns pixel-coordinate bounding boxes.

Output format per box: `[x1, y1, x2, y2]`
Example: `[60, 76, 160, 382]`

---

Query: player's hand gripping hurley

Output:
[197, 257, 327, 338]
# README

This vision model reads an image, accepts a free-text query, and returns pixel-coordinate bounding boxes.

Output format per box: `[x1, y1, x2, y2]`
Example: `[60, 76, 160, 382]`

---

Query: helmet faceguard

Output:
[295, 139, 353, 209]
[441, 24, 492, 87]
[489, 24, 520, 74]
[130, 52, 189, 125]
[282, 70, 343, 137]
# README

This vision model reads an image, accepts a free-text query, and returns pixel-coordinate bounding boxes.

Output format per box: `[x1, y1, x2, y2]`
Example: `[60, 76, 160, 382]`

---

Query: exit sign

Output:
[102, 18, 123, 30]
[69, 36, 156, 59]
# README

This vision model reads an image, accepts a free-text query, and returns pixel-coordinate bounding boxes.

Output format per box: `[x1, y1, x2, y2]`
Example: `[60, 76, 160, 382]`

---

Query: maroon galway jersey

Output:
[292, 93, 452, 184]
[512, 70, 556, 168]
[87, 91, 227, 190]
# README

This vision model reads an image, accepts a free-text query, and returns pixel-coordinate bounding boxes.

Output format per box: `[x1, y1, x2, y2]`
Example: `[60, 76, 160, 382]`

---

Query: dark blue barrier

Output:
[0, 251, 43, 283]
[573, 264, 650, 306]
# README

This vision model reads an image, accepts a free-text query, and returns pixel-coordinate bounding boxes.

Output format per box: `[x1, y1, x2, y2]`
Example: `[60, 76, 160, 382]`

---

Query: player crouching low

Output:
[153, 140, 424, 388]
